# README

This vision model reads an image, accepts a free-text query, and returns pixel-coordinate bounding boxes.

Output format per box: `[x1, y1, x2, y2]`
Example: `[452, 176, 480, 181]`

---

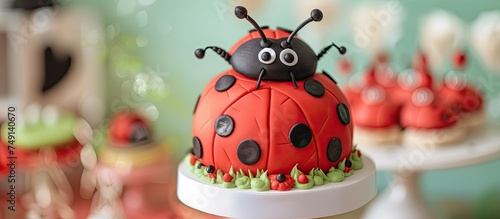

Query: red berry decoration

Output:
[452, 49, 467, 70]
[276, 173, 286, 182]
[270, 174, 295, 191]
[337, 58, 352, 75]
[345, 166, 353, 173]
[376, 53, 389, 64]
[206, 165, 216, 174]
[108, 111, 151, 147]
[189, 154, 197, 166]
[297, 174, 309, 184]
[356, 150, 361, 157]
[344, 160, 353, 173]
[223, 173, 233, 182]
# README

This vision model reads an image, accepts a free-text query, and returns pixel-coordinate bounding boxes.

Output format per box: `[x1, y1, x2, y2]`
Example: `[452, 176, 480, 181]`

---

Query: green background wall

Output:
[68, 0, 500, 216]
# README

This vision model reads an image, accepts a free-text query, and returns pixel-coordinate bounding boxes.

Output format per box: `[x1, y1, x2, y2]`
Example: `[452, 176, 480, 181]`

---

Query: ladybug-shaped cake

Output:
[190, 6, 359, 190]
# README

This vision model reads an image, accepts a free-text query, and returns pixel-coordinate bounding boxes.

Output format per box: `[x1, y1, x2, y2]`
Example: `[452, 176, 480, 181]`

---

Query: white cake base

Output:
[177, 158, 376, 219]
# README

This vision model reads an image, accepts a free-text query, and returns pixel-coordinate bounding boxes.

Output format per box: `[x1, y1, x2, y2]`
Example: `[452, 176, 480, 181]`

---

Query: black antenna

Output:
[317, 43, 346, 60]
[286, 9, 323, 45]
[195, 46, 231, 63]
[235, 6, 270, 47]
[11, 0, 57, 10]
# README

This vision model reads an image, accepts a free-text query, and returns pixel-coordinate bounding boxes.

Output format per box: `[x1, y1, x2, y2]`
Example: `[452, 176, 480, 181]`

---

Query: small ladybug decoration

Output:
[192, 6, 352, 175]
[108, 111, 152, 147]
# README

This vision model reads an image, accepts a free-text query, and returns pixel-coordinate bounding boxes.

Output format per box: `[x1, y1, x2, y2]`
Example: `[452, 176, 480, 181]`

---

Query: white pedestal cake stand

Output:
[177, 157, 376, 219]
[360, 125, 500, 219]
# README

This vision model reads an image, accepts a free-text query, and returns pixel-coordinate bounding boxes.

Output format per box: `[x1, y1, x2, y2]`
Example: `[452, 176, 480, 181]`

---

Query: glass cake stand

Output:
[177, 157, 376, 219]
[360, 124, 500, 219]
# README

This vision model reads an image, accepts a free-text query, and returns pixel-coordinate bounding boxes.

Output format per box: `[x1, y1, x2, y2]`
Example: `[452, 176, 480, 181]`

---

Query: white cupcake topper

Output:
[471, 11, 500, 72]
[420, 10, 463, 69]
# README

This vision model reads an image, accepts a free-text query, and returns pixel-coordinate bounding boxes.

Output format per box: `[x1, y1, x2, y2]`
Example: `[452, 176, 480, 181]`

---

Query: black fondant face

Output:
[230, 38, 317, 81]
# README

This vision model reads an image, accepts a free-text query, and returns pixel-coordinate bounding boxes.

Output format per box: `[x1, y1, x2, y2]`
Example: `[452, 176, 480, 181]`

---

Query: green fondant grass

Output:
[1, 113, 77, 149]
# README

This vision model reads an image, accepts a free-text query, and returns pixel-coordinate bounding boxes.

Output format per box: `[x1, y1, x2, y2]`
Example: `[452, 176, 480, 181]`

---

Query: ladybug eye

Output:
[445, 70, 467, 91]
[258, 48, 276, 64]
[398, 69, 421, 90]
[411, 88, 434, 106]
[280, 49, 298, 66]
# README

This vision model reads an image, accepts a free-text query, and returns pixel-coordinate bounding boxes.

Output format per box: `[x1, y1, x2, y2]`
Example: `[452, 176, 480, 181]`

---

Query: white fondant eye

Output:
[411, 88, 434, 106]
[398, 69, 421, 90]
[258, 48, 276, 64]
[361, 85, 386, 104]
[445, 70, 467, 91]
[279, 48, 298, 66]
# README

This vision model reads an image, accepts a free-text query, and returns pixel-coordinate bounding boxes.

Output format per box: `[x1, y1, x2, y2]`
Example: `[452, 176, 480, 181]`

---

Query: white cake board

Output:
[359, 125, 500, 219]
[177, 157, 376, 219]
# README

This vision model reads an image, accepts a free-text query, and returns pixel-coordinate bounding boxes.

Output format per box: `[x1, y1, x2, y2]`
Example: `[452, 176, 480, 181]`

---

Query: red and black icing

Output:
[108, 111, 152, 147]
[192, 6, 354, 177]
[352, 85, 400, 129]
[400, 88, 459, 129]
[270, 174, 295, 191]
[437, 71, 483, 115]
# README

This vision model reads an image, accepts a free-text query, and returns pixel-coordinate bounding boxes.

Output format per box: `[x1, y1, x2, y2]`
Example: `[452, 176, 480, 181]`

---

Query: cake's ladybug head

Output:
[108, 111, 152, 147]
[195, 6, 346, 88]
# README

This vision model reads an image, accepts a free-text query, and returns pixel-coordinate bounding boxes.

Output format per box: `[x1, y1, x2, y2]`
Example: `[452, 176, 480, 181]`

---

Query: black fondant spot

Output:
[276, 173, 286, 182]
[327, 138, 342, 162]
[215, 75, 236, 92]
[197, 163, 205, 169]
[237, 139, 261, 165]
[193, 95, 200, 114]
[304, 79, 325, 97]
[206, 165, 215, 173]
[289, 123, 312, 148]
[322, 70, 337, 84]
[345, 160, 352, 168]
[215, 115, 234, 137]
[337, 103, 351, 125]
[193, 137, 203, 158]
[130, 123, 150, 144]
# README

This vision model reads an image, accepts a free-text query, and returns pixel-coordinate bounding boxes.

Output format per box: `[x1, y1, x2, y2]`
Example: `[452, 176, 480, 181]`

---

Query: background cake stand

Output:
[177, 157, 376, 219]
[360, 125, 500, 219]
